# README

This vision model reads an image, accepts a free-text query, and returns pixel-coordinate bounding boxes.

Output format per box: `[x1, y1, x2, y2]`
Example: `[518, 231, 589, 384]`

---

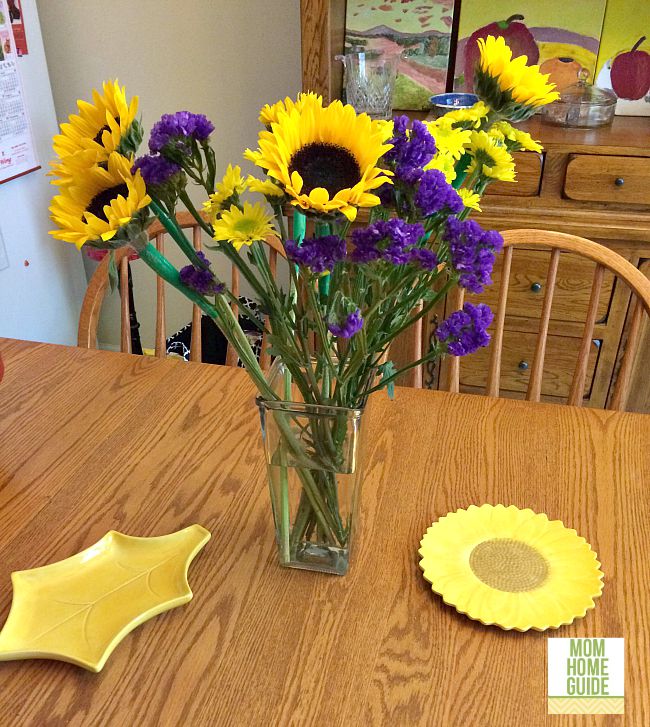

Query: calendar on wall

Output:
[0, 0, 38, 184]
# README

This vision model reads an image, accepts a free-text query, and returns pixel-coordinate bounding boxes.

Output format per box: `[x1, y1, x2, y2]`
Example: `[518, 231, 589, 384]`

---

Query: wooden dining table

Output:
[0, 337, 648, 726]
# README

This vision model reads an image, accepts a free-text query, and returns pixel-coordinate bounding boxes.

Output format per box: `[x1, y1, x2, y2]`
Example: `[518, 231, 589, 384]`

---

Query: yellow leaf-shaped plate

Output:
[0, 524, 210, 672]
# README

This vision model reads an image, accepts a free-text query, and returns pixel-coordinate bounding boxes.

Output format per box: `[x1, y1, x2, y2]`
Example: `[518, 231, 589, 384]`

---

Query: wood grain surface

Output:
[0, 339, 648, 727]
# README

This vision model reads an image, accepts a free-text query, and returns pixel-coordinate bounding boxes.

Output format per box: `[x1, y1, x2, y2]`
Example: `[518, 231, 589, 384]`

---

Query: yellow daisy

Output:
[245, 95, 392, 222]
[49, 152, 151, 249]
[424, 151, 457, 184]
[425, 117, 472, 160]
[258, 92, 323, 126]
[419, 504, 604, 631]
[51, 80, 141, 176]
[475, 36, 559, 117]
[212, 202, 275, 251]
[491, 121, 543, 153]
[203, 164, 248, 220]
[441, 100, 490, 129]
[467, 131, 516, 183]
[458, 188, 482, 211]
[247, 175, 285, 198]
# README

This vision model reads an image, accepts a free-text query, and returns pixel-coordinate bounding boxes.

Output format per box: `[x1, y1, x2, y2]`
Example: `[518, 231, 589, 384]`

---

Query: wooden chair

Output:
[439, 229, 650, 411]
[78, 212, 285, 370]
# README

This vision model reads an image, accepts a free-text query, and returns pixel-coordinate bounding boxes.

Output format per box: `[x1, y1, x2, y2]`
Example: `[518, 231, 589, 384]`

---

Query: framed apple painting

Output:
[595, 0, 650, 116]
[453, 0, 607, 94]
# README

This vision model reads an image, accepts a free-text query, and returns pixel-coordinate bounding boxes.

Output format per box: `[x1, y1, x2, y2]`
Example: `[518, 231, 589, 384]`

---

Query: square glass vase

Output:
[257, 360, 367, 576]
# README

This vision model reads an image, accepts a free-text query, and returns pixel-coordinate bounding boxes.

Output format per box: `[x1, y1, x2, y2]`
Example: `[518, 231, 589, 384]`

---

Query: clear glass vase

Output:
[257, 360, 366, 576]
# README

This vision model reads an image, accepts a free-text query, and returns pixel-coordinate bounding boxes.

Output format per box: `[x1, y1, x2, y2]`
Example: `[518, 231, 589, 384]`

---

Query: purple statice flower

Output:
[351, 219, 425, 265]
[179, 251, 224, 296]
[383, 116, 436, 184]
[285, 235, 346, 275]
[328, 309, 364, 339]
[444, 217, 504, 294]
[436, 303, 493, 356]
[415, 169, 464, 217]
[149, 111, 214, 153]
[132, 154, 182, 187]
[409, 247, 438, 271]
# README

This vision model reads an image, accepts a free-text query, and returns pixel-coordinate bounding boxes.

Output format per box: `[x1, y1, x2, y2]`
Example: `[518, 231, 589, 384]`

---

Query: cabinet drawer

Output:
[467, 249, 615, 324]
[485, 151, 542, 197]
[564, 154, 650, 205]
[460, 330, 600, 399]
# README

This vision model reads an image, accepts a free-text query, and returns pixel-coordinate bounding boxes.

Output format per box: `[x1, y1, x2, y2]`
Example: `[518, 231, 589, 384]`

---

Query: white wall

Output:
[37, 0, 301, 349]
[0, 0, 86, 345]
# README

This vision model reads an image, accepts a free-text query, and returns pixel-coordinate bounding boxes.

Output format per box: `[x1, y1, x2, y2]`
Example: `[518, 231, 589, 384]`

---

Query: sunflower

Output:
[245, 95, 392, 222]
[49, 152, 150, 249]
[258, 92, 323, 126]
[203, 164, 248, 221]
[51, 80, 141, 173]
[425, 117, 471, 160]
[212, 202, 275, 251]
[419, 504, 604, 631]
[467, 130, 516, 183]
[458, 188, 482, 211]
[441, 100, 490, 129]
[475, 36, 559, 120]
[490, 121, 543, 153]
[247, 175, 284, 198]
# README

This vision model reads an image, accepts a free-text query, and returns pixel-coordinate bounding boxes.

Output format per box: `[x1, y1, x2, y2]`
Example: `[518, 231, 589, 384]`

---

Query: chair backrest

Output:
[441, 229, 650, 411]
[78, 211, 285, 370]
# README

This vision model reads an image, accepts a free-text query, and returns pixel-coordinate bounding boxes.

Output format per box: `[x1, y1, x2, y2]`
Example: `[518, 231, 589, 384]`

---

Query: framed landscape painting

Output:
[454, 0, 606, 94]
[344, 0, 456, 111]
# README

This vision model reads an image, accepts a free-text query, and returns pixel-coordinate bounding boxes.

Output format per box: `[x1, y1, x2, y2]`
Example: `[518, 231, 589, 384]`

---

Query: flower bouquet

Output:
[49, 37, 558, 575]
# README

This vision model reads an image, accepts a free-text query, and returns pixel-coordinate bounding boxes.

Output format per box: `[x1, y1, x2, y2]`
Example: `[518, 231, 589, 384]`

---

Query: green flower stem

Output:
[149, 199, 208, 269]
[139, 237, 344, 547]
[177, 191, 214, 237]
[314, 221, 331, 300]
[452, 152, 472, 190]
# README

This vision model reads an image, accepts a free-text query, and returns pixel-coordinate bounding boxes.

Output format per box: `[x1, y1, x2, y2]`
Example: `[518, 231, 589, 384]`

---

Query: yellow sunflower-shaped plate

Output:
[419, 505, 604, 631]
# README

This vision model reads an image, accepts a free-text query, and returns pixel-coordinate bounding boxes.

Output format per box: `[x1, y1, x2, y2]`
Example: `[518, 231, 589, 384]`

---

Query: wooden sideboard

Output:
[299, 3, 650, 412]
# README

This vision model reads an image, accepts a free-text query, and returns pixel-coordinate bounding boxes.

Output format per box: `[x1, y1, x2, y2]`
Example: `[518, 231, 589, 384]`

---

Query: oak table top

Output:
[0, 338, 648, 727]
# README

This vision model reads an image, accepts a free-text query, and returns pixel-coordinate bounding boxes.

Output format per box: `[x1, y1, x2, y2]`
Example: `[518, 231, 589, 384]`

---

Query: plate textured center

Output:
[469, 538, 549, 592]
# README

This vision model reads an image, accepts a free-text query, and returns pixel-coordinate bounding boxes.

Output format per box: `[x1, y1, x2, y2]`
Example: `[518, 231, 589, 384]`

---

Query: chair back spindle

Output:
[439, 229, 650, 412]
[78, 212, 285, 371]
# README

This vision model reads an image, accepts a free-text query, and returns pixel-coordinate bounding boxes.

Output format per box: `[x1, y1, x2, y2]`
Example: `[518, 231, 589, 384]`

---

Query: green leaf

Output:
[108, 251, 118, 294]
[377, 360, 397, 400]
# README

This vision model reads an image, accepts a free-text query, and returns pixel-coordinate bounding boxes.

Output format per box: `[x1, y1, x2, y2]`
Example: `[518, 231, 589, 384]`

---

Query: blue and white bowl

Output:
[429, 93, 479, 118]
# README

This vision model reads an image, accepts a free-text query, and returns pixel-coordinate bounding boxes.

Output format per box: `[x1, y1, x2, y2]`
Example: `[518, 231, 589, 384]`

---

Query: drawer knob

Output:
[530, 282, 542, 293]
[614, 177, 625, 187]
[518, 360, 529, 371]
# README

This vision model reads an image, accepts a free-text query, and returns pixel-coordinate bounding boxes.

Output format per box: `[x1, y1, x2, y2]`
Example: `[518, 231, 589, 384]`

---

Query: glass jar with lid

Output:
[542, 70, 617, 128]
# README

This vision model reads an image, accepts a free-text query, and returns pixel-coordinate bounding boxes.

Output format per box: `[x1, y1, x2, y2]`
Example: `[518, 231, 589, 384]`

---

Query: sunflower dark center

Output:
[85, 184, 128, 222]
[289, 142, 360, 195]
[93, 124, 111, 145]
[93, 115, 120, 145]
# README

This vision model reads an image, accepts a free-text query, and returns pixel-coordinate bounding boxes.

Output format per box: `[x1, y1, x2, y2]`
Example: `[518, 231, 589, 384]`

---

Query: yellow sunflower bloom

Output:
[212, 202, 275, 251]
[475, 36, 559, 120]
[441, 100, 490, 129]
[247, 175, 284, 198]
[419, 504, 604, 631]
[258, 92, 323, 126]
[424, 151, 457, 184]
[203, 164, 248, 220]
[491, 121, 543, 153]
[245, 95, 392, 222]
[458, 188, 482, 211]
[51, 80, 141, 180]
[49, 152, 151, 249]
[425, 117, 472, 160]
[467, 130, 516, 183]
